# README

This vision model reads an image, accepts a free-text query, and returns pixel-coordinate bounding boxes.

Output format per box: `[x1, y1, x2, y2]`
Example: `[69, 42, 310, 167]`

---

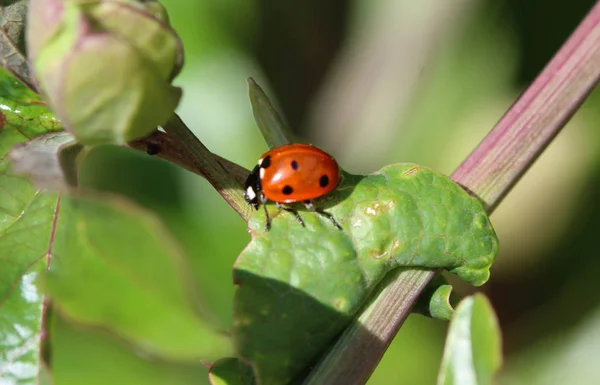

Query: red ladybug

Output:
[244, 143, 342, 230]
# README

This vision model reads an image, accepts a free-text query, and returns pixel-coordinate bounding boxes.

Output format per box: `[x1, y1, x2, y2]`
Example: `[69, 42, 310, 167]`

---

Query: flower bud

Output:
[27, 0, 184, 145]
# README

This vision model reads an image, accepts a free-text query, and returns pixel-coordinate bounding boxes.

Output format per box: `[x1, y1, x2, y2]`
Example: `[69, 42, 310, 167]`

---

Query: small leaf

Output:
[413, 281, 457, 321]
[247, 78, 294, 148]
[234, 164, 499, 384]
[44, 193, 231, 361]
[52, 313, 208, 385]
[428, 285, 456, 320]
[437, 294, 503, 385]
[209, 357, 256, 385]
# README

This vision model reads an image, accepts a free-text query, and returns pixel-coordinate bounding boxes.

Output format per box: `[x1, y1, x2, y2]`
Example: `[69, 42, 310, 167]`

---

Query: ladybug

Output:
[244, 143, 343, 231]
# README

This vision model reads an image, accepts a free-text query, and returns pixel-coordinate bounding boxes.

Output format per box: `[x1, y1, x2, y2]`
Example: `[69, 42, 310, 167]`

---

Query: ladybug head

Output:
[244, 165, 262, 210]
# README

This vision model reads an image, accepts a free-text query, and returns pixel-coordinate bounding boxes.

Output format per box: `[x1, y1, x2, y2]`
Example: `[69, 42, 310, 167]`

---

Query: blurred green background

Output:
[79, 0, 600, 384]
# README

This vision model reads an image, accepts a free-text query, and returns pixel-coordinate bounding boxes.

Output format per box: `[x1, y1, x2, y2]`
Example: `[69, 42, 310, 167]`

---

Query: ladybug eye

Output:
[319, 174, 330, 188]
[282, 185, 294, 195]
[291, 160, 299, 170]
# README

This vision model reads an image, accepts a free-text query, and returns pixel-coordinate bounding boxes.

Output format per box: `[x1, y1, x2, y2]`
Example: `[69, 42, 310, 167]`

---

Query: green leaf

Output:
[0, 67, 62, 383]
[437, 294, 503, 385]
[52, 313, 208, 385]
[0, 0, 34, 89]
[43, 193, 232, 362]
[427, 284, 456, 320]
[247, 78, 294, 148]
[1, 65, 225, 382]
[413, 278, 459, 320]
[0, 68, 42, 104]
[234, 164, 499, 384]
[208, 357, 256, 385]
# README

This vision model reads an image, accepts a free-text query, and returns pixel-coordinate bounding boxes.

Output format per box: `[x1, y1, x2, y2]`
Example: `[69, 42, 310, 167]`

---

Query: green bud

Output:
[27, 0, 184, 145]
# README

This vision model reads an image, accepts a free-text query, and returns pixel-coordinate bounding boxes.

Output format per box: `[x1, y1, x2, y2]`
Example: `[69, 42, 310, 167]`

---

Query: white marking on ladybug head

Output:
[246, 186, 256, 200]
[258, 158, 263, 166]
[259, 167, 265, 179]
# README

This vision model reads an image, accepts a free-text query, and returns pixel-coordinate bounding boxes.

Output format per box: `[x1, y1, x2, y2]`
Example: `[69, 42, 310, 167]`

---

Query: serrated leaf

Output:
[44, 193, 231, 361]
[209, 357, 256, 385]
[0, 67, 62, 383]
[437, 294, 502, 385]
[234, 164, 499, 384]
[52, 313, 208, 385]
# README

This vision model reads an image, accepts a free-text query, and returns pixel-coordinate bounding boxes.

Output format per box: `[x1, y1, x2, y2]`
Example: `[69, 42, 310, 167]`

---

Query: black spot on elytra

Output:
[282, 185, 294, 195]
[291, 160, 299, 170]
[261, 155, 272, 168]
[319, 174, 329, 188]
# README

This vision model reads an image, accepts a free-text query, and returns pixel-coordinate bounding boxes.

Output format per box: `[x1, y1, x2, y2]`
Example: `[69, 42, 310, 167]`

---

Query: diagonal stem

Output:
[305, 1, 600, 384]
[452, 0, 600, 210]
[128, 130, 250, 189]
[135, 114, 251, 220]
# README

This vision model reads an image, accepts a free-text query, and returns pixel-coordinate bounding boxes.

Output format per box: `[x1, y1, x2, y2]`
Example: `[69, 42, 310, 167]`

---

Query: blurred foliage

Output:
[437, 294, 502, 385]
[64, 0, 600, 383]
[51, 313, 209, 385]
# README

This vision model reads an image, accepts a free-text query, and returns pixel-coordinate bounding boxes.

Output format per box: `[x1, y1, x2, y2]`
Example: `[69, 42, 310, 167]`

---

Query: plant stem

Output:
[132, 114, 251, 220]
[128, 131, 249, 187]
[452, 3, 600, 210]
[305, 2, 600, 384]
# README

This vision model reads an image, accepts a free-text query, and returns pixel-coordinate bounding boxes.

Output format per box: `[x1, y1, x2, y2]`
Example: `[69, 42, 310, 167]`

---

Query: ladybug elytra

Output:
[244, 143, 342, 231]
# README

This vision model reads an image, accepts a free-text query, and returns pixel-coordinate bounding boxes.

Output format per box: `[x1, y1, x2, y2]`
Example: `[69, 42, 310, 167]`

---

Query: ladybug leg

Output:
[263, 204, 271, 231]
[276, 202, 305, 227]
[260, 194, 272, 231]
[303, 201, 342, 230]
